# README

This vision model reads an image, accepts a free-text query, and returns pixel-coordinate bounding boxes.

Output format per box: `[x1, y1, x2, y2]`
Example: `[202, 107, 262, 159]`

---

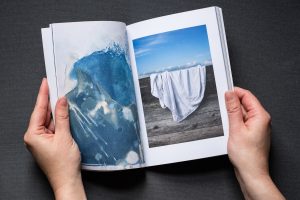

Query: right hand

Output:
[225, 87, 285, 200]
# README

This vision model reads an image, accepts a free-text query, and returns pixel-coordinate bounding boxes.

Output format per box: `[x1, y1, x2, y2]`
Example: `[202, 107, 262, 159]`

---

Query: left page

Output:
[41, 21, 144, 170]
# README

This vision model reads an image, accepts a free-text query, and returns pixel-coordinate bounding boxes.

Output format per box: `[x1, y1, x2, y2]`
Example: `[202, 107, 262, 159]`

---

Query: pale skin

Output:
[24, 78, 285, 200]
[225, 88, 285, 200]
[24, 78, 86, 200]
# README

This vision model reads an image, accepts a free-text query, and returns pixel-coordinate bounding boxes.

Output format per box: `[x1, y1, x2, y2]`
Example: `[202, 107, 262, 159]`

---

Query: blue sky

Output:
[133, 25, 211, 76]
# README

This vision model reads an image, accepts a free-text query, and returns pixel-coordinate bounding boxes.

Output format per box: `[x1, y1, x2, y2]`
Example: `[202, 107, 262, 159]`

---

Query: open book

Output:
[41, 6, 233, 171]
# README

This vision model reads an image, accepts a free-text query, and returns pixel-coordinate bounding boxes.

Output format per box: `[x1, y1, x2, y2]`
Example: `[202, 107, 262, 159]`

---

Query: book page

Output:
[45, 21, 145, 170]
[41, 28, 58, 117]
[127, 7, 232, 166]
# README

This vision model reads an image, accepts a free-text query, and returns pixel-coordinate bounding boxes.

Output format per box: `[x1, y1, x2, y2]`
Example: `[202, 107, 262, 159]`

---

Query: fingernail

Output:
[225, 91, 234, 102]
[40, 78, 45, 86]
[60, 97, 68, 107]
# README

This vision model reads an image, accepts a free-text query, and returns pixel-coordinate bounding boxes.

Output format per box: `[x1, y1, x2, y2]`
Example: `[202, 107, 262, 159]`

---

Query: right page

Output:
[127, 7, 233, 166]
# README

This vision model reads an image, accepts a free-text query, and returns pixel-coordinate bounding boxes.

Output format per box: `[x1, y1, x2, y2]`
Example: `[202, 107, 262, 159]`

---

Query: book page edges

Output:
[41, 28, 58, 119]
[215, 7, 234, 90]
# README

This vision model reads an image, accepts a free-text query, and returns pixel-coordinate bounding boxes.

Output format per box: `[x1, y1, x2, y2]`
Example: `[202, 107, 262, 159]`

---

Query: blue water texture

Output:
[66, 44, 143, 168]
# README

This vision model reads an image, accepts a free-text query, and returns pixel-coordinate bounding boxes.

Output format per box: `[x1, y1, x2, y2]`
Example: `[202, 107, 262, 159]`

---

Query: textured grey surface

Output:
[0, 0, 299, 199]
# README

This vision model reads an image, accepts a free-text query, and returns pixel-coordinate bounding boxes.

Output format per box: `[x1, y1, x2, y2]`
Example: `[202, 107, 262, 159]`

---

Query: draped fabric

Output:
[150, 65, 206, 122]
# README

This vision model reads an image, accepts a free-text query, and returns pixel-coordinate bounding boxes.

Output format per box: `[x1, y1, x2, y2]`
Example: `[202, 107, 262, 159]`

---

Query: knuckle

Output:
[264, 112, 271, 123]
[23, 132, 31, 146]
[244, 89, 252, 96]
[229, 107, 239, 114]
[36, 103, 47, 112]
[57, 111, 69, 120]
[260, 110, 271, 125]
[228, 103, 240, 114]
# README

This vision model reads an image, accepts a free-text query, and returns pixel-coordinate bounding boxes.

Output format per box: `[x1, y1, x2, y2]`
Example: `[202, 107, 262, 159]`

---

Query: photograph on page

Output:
[132, 25, 224, 148]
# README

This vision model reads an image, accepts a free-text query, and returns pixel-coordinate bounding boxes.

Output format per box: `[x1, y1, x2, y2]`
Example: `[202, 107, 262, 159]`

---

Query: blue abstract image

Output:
[66, 44, 143, 168]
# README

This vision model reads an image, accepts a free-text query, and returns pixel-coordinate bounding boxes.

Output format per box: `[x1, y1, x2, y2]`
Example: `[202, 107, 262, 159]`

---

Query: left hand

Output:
[24, 78, 86, 200]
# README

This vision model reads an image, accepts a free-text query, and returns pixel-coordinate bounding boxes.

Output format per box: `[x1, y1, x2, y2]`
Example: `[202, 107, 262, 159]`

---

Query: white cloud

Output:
[196, 53, 205, 58]
[203, 60, 212, 65]
[146, 35, 167, 46]
[134, 34, 168, 58]
[134, 48, 151, 57]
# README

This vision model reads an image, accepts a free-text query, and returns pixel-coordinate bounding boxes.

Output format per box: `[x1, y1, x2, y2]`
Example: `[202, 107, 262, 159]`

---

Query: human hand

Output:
[225, 87, 284, 200]
[24, 78, 86, 200]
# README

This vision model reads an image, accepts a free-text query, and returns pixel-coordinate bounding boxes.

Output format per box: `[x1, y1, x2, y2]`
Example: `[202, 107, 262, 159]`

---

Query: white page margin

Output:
[41, 28, 58, 117]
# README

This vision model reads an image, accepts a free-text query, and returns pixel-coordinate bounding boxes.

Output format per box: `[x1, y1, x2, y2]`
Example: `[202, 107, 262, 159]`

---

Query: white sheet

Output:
[150, 65, 206, 122]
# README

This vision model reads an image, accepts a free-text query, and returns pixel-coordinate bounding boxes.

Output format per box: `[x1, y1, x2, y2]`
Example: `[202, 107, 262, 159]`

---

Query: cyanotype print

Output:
[66, 43, 143, 168]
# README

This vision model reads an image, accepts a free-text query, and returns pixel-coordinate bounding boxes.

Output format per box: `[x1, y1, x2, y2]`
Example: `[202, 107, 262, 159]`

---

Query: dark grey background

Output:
[0, 0, 299, 199]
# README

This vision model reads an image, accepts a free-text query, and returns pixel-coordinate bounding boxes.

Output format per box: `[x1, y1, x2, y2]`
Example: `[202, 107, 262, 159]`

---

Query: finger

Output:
[45, 102, 52, 127]
[225, 91, 244, 130]
[48, 119, 55, 133]
[241, 105, 248, 121]
[29, 78, 49, 129]
[234, 87, 266, 118]
[44, 127, 54, 134]
[54, 96, 71, 138]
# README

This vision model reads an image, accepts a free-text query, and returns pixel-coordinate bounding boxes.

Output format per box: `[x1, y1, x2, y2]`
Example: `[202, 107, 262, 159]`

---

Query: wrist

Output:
[53, 173, 86, 200]
[234, 169, 285, 200]
[234, 166, 270, 186]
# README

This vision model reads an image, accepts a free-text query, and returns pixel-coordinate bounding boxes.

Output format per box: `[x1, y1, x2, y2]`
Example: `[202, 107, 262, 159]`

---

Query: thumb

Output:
[225, 91, 244, 130]
[54, 97, 71, 136]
